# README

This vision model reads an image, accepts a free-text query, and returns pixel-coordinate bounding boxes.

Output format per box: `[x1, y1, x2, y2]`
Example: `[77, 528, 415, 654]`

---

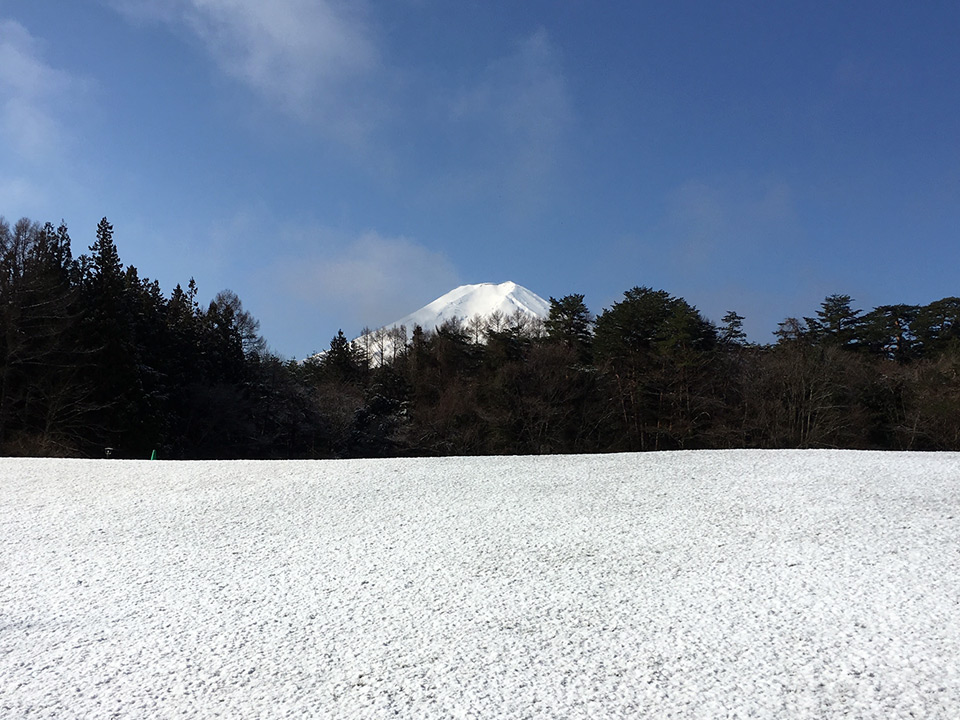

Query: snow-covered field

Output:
[2, 451, 959, 719]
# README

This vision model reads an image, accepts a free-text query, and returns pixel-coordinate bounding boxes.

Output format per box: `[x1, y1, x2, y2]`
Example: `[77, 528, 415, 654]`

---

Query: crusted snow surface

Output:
[2, 450, 959, 718]
[386, 281, 550, 333]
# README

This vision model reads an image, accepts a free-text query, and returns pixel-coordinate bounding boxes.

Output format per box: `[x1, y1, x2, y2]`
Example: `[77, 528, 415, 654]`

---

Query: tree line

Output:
[3, 215, 959, 458]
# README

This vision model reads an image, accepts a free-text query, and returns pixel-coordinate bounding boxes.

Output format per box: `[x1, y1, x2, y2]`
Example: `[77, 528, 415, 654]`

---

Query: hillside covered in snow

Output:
[3, 451, 959, 718]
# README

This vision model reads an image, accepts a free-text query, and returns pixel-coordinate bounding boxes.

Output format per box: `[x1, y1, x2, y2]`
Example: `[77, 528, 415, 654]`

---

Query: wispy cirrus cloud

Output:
[0, 176, 44, 214]
[0, 19, 80, 162]
[663, 178, 801, 266]
[448, 28, 573, 209]
[108, 0, 381, 137]
[655, 177, 808, 341]
[453, 29, 571, 157]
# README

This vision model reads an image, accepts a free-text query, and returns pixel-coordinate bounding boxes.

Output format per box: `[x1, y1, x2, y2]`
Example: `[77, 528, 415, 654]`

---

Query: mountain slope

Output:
[308, 282, 550, 363]
[389, 281, 549, 333]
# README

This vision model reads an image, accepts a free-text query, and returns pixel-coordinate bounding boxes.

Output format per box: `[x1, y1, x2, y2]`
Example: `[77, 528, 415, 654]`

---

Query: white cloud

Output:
[267, 230, 460, 346]
[0, 19, 78, 161]
[109, 0, 380, 134]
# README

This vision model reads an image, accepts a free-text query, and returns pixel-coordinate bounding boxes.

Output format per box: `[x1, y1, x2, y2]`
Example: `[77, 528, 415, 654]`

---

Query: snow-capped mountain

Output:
[389, 281, 550, 334]
[308, 282, 551, 364]
[313, 282, 551, 364]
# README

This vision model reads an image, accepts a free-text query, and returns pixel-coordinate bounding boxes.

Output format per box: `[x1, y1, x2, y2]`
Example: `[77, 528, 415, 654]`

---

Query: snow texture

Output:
[380, 281, 549, 335]
[2, 450, 959, 718]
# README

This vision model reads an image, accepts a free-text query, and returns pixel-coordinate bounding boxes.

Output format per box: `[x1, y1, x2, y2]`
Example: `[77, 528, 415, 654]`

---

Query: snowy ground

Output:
[2, 451, 959, 719]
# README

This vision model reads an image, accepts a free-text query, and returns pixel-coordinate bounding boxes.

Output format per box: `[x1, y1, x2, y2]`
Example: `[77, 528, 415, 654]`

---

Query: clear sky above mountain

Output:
[2, 1, 958, 358]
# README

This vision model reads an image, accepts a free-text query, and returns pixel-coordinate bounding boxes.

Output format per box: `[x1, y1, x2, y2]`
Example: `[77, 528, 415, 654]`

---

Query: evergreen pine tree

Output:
[719, 310, 747, 346]
[860, 304, 918, 361]
[594, 286, 717, 451]
[913, 297, 960, 358]
[805, 294, 863, 348]
[324, 330, 363, 383]
[545, 294, 594, 363]
[80, 217, 140, 454]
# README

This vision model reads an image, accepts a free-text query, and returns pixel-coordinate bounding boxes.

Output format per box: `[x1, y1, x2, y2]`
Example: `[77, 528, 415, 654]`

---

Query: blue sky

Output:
[2, 1, 958, 358]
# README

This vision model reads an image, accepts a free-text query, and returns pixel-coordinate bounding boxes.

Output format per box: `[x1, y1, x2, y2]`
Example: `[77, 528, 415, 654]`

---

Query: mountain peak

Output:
[394, 281, 550, 333]
[308, 282, 551, 363]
